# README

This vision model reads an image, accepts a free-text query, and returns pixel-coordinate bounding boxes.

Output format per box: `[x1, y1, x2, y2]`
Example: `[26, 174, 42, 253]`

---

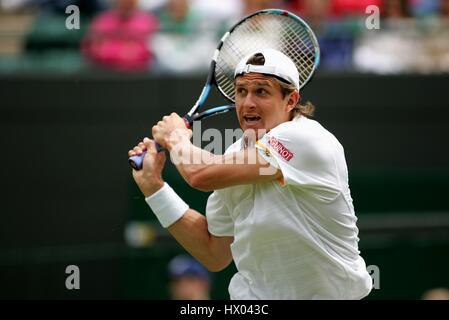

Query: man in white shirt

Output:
[128, 48, 373, 299]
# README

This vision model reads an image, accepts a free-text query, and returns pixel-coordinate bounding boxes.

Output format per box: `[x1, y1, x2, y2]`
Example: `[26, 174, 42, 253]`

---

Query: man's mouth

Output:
[243, 115, 262, 124]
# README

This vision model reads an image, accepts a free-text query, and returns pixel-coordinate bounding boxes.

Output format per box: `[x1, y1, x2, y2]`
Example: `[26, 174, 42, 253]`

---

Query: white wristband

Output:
[145, 182, 189, 228]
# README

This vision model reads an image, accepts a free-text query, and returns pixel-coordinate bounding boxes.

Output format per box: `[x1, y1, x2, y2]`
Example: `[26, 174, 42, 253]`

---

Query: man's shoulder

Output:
[269, 117, 325, 140]
[261, 117, 343, 162]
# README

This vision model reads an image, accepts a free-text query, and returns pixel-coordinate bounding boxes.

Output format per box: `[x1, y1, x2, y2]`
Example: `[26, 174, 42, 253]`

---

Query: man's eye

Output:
[237, 88, 246, 94]
[257, 88, 267, 94]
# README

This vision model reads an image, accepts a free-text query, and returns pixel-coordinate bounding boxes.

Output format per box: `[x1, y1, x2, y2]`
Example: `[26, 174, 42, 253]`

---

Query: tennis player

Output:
[129, 48, 373, 299]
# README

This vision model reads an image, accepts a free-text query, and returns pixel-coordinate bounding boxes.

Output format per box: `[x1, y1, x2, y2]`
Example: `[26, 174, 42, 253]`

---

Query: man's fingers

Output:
[133, 146, 143, 154]
[143, 137, 157, 153]
[156, 150, 166, 164]
[138, 142, 147, 150]
[129, 140, 148, 157]
[152, 125, 159, 137]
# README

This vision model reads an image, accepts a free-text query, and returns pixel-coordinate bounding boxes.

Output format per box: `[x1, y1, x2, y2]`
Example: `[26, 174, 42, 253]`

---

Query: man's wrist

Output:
[166, 129, 191, 151]
[145, 182, 189, 228]
[140, 180, 164, 197]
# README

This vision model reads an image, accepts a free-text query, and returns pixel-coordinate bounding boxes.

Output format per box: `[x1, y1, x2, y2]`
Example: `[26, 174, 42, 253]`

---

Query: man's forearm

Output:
[167, 209, 233, 272]
[142, 179, 233, 271]
[139, 179, 164, 197]
[167, 136, 220, 189]
[169, 140, 280, 191]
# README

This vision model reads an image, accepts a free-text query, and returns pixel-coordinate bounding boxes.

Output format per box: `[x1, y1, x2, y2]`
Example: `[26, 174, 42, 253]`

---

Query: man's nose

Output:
[241, 93, 257, 110]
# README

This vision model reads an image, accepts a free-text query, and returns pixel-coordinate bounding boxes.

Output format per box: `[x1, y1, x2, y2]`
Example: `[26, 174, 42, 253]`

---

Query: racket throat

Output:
[183, 114, 194, 128]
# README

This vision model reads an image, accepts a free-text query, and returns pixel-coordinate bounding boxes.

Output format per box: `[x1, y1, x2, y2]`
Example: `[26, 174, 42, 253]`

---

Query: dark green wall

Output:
[0, 73, 448, 299]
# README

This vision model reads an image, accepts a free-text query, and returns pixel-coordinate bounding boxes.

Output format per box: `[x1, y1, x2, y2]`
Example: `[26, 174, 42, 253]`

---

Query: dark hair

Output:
[246, 52, 265, 65]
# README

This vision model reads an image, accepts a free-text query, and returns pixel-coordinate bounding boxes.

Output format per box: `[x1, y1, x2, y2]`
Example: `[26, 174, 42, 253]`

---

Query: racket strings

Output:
[248, 15, 315, 81]
[215, 12, 318, 102]
[282, 26, 315, 81]
[283, 32, 312, 80]
[216, 16, 287, 97]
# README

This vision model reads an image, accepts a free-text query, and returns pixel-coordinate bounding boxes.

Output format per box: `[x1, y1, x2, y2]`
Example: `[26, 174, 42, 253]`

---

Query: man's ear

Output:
[286, 91, 300, 112]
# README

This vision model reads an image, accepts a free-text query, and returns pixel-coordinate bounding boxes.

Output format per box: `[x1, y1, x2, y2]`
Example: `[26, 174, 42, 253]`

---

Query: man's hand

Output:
[128, 137, 166, 197]
[152, 113, 192, 150]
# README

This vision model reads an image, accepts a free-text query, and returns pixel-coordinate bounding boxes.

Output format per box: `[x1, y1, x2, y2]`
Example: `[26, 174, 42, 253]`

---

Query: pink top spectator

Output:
[83, 10, 158, 71]
[330, 0, 383, 17]
[287, 0, 383, 18]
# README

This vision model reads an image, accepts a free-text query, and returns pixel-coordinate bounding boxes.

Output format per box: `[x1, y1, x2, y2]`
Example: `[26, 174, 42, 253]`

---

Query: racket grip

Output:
[130, 116, 190, 170]
[128, 143, 164, 170]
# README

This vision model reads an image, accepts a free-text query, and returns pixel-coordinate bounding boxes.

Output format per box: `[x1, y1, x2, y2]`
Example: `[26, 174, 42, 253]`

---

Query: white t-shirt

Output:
[206, 116, 373, 300]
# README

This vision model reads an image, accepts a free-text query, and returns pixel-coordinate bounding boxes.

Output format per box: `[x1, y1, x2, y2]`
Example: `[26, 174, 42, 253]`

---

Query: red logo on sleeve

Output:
[267, 137, 294, 161]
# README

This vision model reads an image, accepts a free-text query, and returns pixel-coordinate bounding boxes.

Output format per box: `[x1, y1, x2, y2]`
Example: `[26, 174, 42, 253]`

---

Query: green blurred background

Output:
[1, 73, 448, 299]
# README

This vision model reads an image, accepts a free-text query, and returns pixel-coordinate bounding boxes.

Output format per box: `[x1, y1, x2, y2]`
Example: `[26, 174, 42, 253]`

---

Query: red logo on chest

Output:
[267, 137, 294, 161]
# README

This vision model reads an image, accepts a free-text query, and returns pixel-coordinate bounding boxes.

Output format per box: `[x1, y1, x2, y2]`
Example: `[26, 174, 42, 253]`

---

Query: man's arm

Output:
[151, 113, 282, 191]
[168, 139, 282, 192]
[168, 209, 234, 272]
[129, 137, 233, 272]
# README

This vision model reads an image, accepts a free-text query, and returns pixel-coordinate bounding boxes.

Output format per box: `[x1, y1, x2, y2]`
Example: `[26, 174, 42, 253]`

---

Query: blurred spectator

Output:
[18, 1, 106, 55]
[1, 0, 107, 16]
[37, 0, 107, 17]
[82, 0, 158, 72]
[240, 0, 280, 16]
[291, 0, 358, 70]
[138, 0, 168, 11]
[354, 0, 412, 73]
[191, 0, 243, 22]
[0, 0, 33, 11]
[150, 0, 221, 73]
[381, 0, 412, 19]
[441, 0, 449, 17]
[331, 0, 383, 17]
[422, 287, 449, 300]
[409, 0, 440, 18]
[353, 28, 420, 73]
[0, 0, 39, 11]
[354, 0, 449, 73]
[285, 0, 383, 19]
[168, 254, 211, 300]
[294, 0, 331, 30]
[3, 0, 448, 73]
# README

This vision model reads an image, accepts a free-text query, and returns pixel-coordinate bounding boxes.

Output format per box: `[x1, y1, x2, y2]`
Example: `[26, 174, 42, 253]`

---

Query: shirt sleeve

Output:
[206, 190, 234, 236]
[255, 121, 341, 194]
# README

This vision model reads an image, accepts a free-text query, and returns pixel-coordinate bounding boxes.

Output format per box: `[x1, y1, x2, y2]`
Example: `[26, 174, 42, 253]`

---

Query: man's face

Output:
[235, 73, 297, 134]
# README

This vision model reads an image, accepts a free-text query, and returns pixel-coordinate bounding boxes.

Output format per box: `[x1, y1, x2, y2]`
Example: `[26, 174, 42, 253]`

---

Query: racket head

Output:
[214, 9, 320, 103]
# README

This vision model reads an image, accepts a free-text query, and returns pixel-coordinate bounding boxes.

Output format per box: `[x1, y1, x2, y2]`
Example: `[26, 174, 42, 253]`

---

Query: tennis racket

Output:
[129, 8, 320, 170]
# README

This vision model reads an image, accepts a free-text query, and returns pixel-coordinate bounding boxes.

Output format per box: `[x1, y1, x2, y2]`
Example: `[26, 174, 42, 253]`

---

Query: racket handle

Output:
[129, 143, 164, 170]
[129, 116, 190, 170]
